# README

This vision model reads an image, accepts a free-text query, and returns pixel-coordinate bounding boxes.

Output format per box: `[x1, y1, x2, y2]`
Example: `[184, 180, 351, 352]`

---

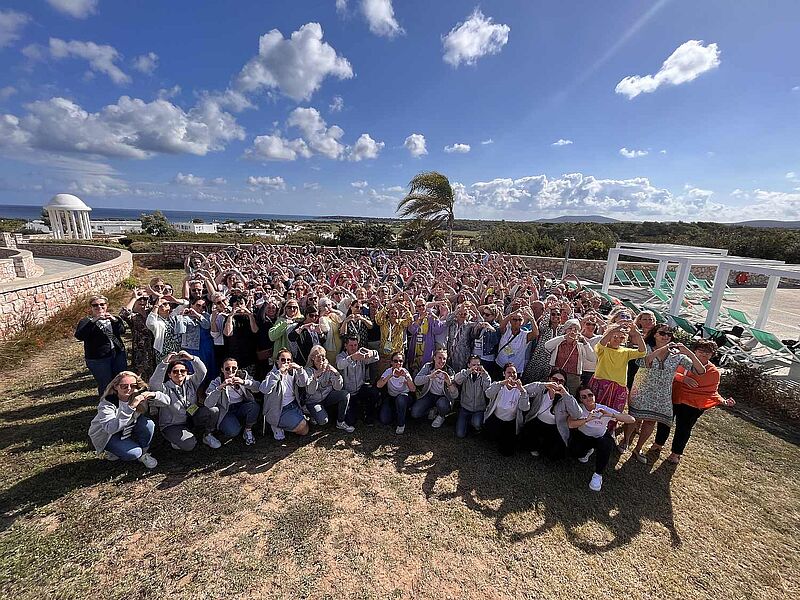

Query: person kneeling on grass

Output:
[305, 345, 354, 433]
[88, 371, 163, 469]
[204, 357, 261, 446]
[411, 348, 459, 429]
[453, 355, 491, 438]
[483, 363, 530, 456]
[376, 351, 416, 434]
[567, 385, 636, 492]
[650, 340, 736, 465]
[148, 351, 222, 451]
[260, 347, 310, 441]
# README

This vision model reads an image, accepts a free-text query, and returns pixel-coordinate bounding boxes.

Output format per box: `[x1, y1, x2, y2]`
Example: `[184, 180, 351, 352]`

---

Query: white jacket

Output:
[543, 335, 596, 375]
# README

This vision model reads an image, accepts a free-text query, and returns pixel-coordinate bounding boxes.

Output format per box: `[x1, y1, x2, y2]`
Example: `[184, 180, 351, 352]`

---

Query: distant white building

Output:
[174, 222, 218, 234]
[91, 220, 143, 235]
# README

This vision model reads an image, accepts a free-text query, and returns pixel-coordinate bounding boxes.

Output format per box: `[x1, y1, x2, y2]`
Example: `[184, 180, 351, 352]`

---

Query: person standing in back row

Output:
[76, 295, 128, 395]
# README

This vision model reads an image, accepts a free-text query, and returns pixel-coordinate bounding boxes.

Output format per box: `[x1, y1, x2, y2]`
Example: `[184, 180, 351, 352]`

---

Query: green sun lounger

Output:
[748, 328, 800, 364]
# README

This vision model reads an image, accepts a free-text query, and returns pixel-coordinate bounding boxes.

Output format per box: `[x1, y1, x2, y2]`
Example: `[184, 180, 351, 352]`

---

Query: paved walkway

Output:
[35, 255, 99, 277]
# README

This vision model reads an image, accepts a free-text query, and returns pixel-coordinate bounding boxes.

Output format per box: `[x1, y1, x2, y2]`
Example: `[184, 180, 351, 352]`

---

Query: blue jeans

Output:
[379, 393, 410, 427]
[104, 416, 155, 460]
[409, 392, 451, 419]
[218, 401, 261, 438]
[456, 407, 484, 438]
[86, 350, 128, 396]
[307, 389, 350, 425]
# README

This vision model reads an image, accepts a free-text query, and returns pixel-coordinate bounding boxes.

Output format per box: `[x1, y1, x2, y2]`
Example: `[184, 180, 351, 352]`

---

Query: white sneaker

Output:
[336, 421, 355, 433]
[243, 429, 256, 445]
[202, 433, 222, 449]
[578, 448, 595, 463]
[138, 453, 158, 469]
[427, 408, 437, 420]
[530, 450, 540, 457]
[431, 415, 445, 429]
[395, 425, 405, 434]
[271, 426, 285, 441]
[589, 473, 603, 491]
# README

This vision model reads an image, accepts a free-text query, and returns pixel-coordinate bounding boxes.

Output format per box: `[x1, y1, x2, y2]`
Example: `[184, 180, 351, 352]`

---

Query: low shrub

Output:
[720, 362, 800, 422]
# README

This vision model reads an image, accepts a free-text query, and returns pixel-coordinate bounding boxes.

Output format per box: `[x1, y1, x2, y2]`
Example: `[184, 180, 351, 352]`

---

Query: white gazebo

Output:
[44, 194, 93, 240]
[601, 242, 797, 331]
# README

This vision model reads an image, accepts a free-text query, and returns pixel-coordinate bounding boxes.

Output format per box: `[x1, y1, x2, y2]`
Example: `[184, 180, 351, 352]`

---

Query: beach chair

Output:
[614, 270, 634, 286]
[670, 314, 703, 338]
[747, 328, 800, 365]
[648, 271, 672, 291]
[620, 299, 641, 315]
[726, 308, 753, 328]
[631, 270, 651, 287]
[649, 308, 668, 324]
[595, 290, 621, 306]
[701, 326, 754, 366]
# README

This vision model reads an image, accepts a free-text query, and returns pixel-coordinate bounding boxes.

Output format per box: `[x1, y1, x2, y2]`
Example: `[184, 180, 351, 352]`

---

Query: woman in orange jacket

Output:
[652, 340, 735, 464]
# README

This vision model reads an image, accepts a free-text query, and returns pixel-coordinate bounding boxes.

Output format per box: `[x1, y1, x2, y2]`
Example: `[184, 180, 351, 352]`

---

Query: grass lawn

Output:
[1, 293, 799, 599]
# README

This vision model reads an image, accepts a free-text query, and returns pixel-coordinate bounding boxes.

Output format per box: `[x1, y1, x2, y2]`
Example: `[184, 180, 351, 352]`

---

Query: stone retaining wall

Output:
[0, 244, 133, 340]
[132, 252, 166, 268]
[0, 247, 44, 281]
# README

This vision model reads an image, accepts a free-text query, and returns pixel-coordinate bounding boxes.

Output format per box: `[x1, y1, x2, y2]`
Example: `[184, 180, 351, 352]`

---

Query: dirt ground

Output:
[1, 338, 798, 600]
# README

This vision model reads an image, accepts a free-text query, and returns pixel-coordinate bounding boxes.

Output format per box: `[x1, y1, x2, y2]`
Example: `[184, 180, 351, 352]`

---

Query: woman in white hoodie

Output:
[88, 371, 166, 469]
[542, 319, 596, 395]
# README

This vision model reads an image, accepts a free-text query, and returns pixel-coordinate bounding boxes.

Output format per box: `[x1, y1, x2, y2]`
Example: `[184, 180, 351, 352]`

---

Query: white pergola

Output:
[601, 243, 794, 330]
[44, 193, 93, 240]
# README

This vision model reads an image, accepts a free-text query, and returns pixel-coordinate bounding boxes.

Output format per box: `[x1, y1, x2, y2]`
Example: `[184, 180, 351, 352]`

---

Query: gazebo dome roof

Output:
[44, 193, 92, 211]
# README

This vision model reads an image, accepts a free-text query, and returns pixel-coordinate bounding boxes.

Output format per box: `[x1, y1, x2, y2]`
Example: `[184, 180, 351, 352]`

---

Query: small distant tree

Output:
[40, 208, 51, 227]
[191, 218, 204, 224]
[140, 211, 175, 237]
[335, 222, 396, 248]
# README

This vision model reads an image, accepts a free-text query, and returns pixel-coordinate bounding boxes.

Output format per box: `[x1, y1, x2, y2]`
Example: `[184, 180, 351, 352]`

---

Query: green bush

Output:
[720, 362, 800, 421]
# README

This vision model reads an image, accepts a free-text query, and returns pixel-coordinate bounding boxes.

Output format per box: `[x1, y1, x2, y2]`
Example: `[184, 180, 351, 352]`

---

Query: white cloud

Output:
[304, 182, 321, 190]
[247, 175, 286, 191]
[454, 172, 725, 220]
[157, 85, 181, 100]
[659, 149, 667, 154]
[287, 107, 345, 159]
[27, 38, 131, 85]
[349, 133, 384, 161]
[792, 86, 799, 92]
[404, 133, 427, 158]
[46, 0, 99, 19]
[361, 0, 404, 38]
[552, 138, 573, 146]
[481, 138, 494, 145]
[235, 23, 353, 101]
[132, 52, 158, 75]
[244, 134, 311, 162]
[384, 185, 404, 192]
[726, 188, 800, 221]
[351, 180, 368, 188]
[444, 143, 471, 154]
[442, 9, 510, 67]
[329, 95, 344, 112]
[619, 147, 648, 158]
[615, 40, 721, 99]
[173, 172, 206, 186]
[0, 95, 244, 159]
[786, 172, 797, 180]
[0, 10, 30, 48]
[210, 177, 226, 185]
[336, 0, 348, 13]
[0, 86, 17, 100]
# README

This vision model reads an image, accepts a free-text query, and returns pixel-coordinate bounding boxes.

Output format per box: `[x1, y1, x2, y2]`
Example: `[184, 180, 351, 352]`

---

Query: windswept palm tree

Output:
[397, 171, 455, 251]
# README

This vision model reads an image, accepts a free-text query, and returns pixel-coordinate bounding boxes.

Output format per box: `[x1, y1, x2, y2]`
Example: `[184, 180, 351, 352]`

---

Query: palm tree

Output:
[397, 171, 455, 251]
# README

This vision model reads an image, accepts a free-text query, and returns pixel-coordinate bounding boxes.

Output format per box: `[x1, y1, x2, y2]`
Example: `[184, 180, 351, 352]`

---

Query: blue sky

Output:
[0, 0, 798, 221]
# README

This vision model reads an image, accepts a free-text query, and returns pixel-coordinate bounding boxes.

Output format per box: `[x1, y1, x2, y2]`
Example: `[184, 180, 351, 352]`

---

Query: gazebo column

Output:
[62, 210, 72, 238]
[602, 248, 621, 292]
[83, 212, 92, 239]
[69, 211, 79, 239]
[704, 264, 731, 329]
[654, 260, 669, 290]
[754, 275, 780, 329]
[669, 259, 691, 316]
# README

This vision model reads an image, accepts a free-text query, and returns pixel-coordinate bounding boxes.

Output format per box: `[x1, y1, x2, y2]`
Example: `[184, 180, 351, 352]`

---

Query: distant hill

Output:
[534, 215, 621, 224]
[732, 220, 800, 229]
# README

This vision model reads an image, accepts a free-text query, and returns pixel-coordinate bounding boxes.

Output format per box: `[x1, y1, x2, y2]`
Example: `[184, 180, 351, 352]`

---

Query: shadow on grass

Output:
[0, 398, 96, 452]
[312, 422, 681, 554]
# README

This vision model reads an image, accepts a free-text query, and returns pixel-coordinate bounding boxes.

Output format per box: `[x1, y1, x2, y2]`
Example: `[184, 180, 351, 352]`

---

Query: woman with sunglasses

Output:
[473, 305, 501, 380]
[119, 288, 156, 381]
[288, 306, 327, 365]
[623, 325, 706, 463]
[269, 300, 304, 360]
[495, 309, 538, 376]
[260, 347, 310, 441]
[204, 357, 262, 445]
[304, 345, 353, 432]
[254, 296, 279, 379]
[651, 340, 735, 465]
[521, 369, 580, 459]
[411, 348, 459, 428]
[75, 295, 128, 395]
[148, 351, 221, 451]
[339, 299, 373, 353]
[484, 362, 530, 456]
[377, 351, 416, 434]
[88, 371, 163, 469]
[146, 293, 187, 364]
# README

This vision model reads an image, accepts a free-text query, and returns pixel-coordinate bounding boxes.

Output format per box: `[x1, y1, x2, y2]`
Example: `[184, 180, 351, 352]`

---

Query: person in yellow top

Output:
[588, 320, 646, 428]
[374, 299, 413, 376]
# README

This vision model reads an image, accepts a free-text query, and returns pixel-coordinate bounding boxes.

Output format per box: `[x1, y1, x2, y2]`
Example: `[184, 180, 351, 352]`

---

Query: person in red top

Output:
[652, 340, 735, 464]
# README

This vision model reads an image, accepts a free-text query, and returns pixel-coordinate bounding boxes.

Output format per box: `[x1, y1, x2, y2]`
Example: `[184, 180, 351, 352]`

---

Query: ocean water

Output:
[0, 204, 323, 223]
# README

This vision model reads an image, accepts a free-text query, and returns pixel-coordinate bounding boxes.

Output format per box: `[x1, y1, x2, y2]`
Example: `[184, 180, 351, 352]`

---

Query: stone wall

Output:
[0, 247, 43, 281]
[0, 244, 133, 340]
[132, 252, 166, 269]
[0, 233, 17, 249]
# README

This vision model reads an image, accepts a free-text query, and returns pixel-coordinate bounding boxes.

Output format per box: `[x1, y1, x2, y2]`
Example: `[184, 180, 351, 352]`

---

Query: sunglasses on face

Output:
[223, 366, 238, 372]
[117, 383, 137, 389]
[171, 369, 187, 374]
[656, 330, 674, 337]
[91, 303, 106, 308]
[391, 359, 404, 364]
[278, 357, 292, 363]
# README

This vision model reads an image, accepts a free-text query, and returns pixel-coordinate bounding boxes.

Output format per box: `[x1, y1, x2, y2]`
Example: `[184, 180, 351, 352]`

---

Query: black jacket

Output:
[75, 316, 127, 359]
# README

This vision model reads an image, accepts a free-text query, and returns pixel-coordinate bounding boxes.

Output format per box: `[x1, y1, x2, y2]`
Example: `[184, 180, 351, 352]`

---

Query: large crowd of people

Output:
[81, 244, 735, 492]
